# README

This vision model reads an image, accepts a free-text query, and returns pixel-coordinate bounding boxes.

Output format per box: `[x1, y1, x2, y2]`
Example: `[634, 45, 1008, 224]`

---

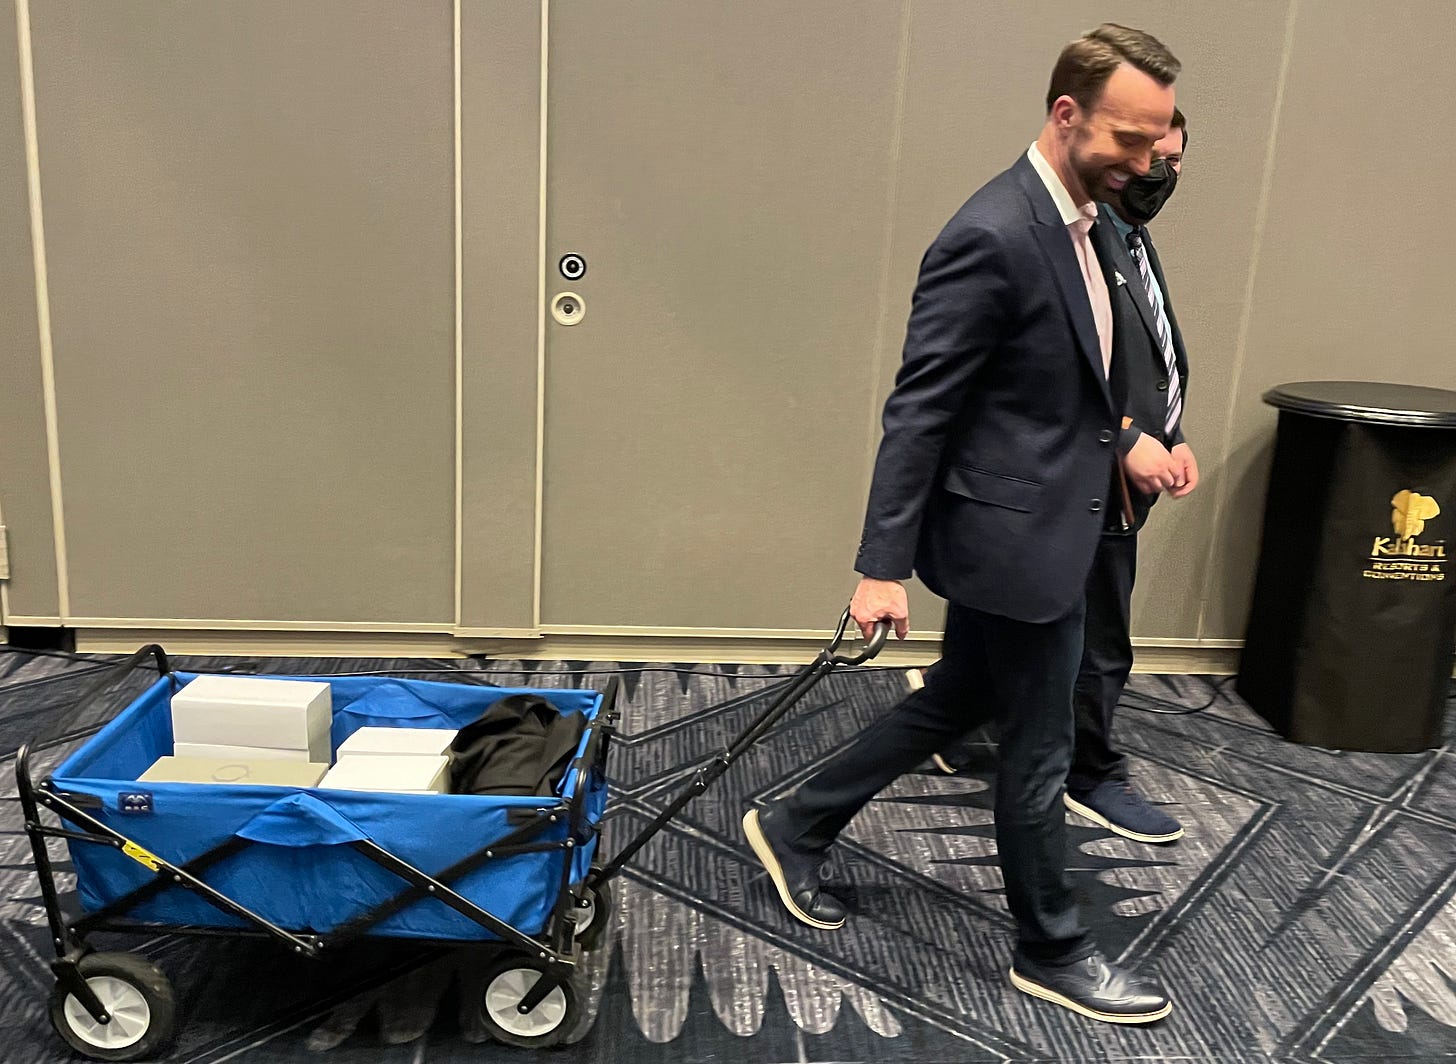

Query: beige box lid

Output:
[172, 742, 312, 763]
[318, 754, 450, 794]
[337, 727, 458, 758]
[138, 756, 329, 788]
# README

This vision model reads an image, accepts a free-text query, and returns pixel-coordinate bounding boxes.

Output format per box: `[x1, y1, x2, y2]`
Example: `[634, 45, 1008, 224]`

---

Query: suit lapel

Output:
[1030, 223, 1114, 413]
[1094, 219, 1170, 392]
[1095, 207, 1162, 352]
[1143, 234, 1189, 381]
[1013, 156, 1116, 413]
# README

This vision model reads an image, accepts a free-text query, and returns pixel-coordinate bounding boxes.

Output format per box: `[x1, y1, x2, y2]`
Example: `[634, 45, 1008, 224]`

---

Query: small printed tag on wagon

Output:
[118, 791, 154, 814]
[121, 841, 163, 872]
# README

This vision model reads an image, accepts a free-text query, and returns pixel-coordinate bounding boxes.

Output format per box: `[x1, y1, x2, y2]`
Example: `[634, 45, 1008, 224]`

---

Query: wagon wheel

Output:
[48, 952, 177, 1061]
[478, 953, 578, 1048]
[572, 871, 614, 951]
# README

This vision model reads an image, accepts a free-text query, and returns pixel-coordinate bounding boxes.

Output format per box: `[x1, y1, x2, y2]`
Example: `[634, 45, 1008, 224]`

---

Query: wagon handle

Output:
[825, 607, 891, 666]
[13, 644, 173, 966]
[15, 643, 173, 789]
[564, 674, 618, 832]
[589, 607, 889, 889]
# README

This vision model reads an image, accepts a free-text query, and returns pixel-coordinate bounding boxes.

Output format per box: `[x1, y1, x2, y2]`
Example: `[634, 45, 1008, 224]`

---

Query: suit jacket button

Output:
[1157, 379, 1169, 391]
[1098, 429, 1114, 444]
[1090, 499, 1103, 512]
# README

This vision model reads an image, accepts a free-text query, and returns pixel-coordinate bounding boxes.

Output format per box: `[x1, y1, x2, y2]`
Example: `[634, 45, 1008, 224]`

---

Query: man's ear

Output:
[1049, 95, 1081, 131]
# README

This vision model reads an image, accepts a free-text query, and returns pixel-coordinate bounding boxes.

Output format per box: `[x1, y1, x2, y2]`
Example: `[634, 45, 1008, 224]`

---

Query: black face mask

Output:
[1119, 158, 1178, 225]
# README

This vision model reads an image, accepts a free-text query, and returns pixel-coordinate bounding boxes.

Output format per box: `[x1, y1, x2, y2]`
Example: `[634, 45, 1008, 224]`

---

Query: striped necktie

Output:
[1125, 228, 1183, 437]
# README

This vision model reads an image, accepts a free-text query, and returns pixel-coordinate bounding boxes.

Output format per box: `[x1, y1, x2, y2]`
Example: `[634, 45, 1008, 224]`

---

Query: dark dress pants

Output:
[1067, 530, 1138, 794]
[779, 598, 1093, 962]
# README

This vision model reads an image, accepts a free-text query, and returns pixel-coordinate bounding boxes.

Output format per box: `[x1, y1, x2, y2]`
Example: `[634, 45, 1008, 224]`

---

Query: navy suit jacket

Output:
[853, 153, 1129, 624]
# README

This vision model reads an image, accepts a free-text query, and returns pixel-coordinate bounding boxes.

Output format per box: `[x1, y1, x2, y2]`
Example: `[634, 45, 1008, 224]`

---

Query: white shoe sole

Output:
[1009, 967, 1173, 1024]
[1064, 793, 1184, 844]
[742, 809, 844, 930]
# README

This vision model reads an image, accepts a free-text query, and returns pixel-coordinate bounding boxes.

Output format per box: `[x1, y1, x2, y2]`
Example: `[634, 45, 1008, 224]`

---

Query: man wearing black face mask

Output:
[932, 111, 1194, 847]
[1064, 109, 1195, 843]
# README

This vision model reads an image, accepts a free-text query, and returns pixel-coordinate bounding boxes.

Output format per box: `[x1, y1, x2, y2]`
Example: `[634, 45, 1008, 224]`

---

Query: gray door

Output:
[540, 1, 908, 635]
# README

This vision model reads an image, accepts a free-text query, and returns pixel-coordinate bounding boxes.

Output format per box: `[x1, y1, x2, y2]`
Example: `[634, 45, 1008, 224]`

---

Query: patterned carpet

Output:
[1, 647, 1453, 1063]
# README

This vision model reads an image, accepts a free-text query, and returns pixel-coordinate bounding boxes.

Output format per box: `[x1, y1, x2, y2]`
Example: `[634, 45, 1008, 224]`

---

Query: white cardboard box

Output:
[336, 727, 458, 759]
[173, 742, 312, 762]
[170, 676, 332, 761]
[138, 756, 329, 788]
[318, 754, 450, 795]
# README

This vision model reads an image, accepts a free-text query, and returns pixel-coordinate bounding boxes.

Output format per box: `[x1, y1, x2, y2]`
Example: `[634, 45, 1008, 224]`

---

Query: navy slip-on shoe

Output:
[1065, 779, 1184, 844]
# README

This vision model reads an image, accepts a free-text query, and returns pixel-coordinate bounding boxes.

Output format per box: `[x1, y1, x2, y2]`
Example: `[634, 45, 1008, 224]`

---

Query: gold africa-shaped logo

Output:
[1391, 490, 1440, 538]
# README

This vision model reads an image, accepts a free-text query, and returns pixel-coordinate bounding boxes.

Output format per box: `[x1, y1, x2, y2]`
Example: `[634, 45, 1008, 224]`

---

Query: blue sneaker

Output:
[1065, 780, 1183, 844]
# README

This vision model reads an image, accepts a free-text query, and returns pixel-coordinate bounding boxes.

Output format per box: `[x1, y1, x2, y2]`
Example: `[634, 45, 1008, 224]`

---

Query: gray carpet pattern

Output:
[1, 648, 1452, 1062]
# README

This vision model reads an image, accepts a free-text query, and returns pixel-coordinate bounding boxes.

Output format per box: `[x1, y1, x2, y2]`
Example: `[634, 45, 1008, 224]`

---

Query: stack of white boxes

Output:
[141, 675, 334, 787]
[135, 676, 460, 796]
[319, 727, 456, 795]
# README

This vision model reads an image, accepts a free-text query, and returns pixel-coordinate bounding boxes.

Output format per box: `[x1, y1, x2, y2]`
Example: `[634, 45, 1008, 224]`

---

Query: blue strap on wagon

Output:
[235, 792, 370, 848]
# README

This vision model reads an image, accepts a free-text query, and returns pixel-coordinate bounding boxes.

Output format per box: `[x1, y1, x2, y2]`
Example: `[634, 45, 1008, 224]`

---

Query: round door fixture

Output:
[551, 292, 585, 326]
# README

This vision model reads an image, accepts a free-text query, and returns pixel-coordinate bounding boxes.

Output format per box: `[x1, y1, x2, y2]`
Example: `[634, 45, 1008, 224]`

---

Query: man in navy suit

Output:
[936, 113, 1197, 846]
[743, 24, 1180, 1024]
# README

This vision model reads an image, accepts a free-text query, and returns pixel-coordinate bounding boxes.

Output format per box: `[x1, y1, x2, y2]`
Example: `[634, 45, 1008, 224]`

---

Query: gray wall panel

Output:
[1201, 0, 1456, 639]
[6, 2, 1453, 646]
[31, 1, 455, 624]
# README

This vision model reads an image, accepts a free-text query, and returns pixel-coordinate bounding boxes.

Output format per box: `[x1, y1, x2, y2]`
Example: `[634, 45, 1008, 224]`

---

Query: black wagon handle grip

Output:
[16, 643, 173, 811]
[826, 607, 891, 666]
[32, 643, 173, 752]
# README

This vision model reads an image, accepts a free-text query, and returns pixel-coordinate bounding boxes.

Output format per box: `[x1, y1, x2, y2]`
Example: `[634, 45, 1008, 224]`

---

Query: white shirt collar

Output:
[1027, 142, 1095, 228]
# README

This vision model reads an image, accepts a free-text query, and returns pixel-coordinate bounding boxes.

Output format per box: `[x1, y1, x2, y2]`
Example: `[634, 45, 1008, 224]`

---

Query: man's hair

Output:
[1171, 106, 1188, 149]
[1045, 23, 1181, 114]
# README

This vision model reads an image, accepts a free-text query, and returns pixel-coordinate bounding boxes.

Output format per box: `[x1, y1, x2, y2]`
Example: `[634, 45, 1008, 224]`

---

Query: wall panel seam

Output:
[1194, 0, 1300, 640]
[863, 0, 914, 496]
[14, 0, 69, 619]
[532, 0, 548, 629]
[453, 0, 464, 627]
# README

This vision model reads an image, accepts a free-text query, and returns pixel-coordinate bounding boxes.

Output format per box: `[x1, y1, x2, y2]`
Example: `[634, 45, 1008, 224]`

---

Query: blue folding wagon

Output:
[18, 614, 886, 1059]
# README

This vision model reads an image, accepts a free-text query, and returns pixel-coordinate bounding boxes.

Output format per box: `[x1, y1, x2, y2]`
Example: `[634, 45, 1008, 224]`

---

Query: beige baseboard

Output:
[72, 628, 485, 659]
[1130, 644, 1241, 676]
[61, 625, 1246, 674]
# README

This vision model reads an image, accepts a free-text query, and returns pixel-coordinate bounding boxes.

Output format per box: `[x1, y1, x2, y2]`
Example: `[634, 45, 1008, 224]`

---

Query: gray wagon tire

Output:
[573, 874, 613, 951]
[48, 952, 177, 1062]
[478, 953, 578, 1048]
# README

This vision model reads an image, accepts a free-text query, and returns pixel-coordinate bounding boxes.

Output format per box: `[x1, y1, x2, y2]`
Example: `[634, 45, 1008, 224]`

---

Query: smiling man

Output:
[742, 25, 1181, 1025]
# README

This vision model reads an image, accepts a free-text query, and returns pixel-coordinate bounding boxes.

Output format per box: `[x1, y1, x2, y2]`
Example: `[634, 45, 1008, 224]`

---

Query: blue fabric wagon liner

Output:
[20, 617, 885, 1057]
[50, 672, 607, 942]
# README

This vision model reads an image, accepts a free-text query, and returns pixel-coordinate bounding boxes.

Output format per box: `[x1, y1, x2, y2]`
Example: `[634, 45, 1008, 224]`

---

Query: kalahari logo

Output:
[1371, 490, 1446, 558]
[1365, 490, 1446, 582]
